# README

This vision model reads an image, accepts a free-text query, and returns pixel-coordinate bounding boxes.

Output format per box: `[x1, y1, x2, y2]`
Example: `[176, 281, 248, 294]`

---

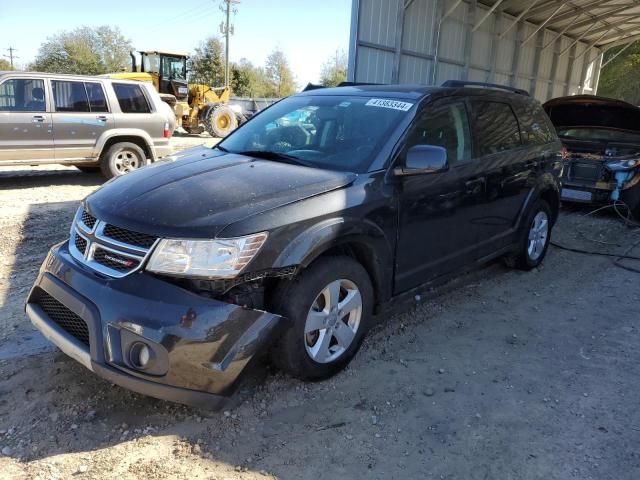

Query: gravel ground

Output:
[1, 144, 640, 479]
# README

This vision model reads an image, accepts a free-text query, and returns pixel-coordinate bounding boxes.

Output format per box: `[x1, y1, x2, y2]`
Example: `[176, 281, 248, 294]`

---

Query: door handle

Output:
[32, 115, 46, 123]
[96, 115, 108, 122]
[465, 178, 484, 194]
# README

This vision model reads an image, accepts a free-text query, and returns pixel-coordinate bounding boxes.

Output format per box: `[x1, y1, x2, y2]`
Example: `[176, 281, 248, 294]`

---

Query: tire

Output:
[235, 112, 247, 125]
[270, 256, 374, 380]
[204, 105, 238, 138]
[100, 142, 146, 179]
[504, 199, 552, 270]
[75, 166, 100, 173]
[183, 125, 205, 135]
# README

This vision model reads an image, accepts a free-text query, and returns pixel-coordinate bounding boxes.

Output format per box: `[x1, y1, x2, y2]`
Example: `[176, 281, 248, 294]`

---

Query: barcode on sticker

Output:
[365, 98, 414, 111]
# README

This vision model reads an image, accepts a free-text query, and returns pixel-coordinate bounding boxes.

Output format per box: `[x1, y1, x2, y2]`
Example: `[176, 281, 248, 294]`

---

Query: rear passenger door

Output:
[0, 77, 53, 162]
[469, 99, 531, 258]
[51, 80, 113, 161]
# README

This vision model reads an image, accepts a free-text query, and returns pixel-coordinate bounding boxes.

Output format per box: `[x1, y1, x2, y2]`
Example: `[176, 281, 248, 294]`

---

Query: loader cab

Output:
[138, 51, 189, 101]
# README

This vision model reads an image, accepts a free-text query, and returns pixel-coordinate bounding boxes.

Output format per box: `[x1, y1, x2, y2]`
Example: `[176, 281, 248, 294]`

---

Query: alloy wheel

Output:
[304, 279, 363, 364]
[527, 211, 549, 261]
[113, 149, 141, 174]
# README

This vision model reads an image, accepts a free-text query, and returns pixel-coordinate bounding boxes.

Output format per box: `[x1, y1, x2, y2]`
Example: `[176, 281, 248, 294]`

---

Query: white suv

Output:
[0, 71, 176, 178]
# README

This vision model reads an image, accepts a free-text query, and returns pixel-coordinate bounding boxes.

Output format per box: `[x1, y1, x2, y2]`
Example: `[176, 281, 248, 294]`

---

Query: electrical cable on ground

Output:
[550, 199, 640, 273]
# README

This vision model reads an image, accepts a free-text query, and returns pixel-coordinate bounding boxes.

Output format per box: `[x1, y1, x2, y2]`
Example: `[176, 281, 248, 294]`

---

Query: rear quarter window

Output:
[471, 101, 522, 155]
[112, 83, 151, 113]
[514, 101, 556, 145]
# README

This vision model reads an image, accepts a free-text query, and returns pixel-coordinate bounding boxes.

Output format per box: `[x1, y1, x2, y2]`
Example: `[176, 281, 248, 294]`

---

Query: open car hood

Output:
[543, 95, 640, 132]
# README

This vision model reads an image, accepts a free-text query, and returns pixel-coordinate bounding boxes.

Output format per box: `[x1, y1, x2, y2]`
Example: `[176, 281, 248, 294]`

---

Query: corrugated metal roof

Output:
[486, 0, 640, 49]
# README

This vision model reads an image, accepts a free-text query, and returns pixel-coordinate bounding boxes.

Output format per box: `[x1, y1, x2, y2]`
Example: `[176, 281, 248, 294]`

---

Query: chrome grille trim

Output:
[69, 208, 159, 278]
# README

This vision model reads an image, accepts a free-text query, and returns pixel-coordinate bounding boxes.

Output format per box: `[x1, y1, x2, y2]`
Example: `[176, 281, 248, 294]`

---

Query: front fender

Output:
[272, 216, 395, 303]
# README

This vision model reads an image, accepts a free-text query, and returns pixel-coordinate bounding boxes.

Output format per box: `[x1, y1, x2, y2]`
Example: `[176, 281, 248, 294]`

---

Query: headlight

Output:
[605, 158, 639, 171]
[146, 233, 268, 279]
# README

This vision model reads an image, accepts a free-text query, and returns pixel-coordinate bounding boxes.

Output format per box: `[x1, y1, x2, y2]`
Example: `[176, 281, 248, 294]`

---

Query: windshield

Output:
[142, 53, 160, 74]
[162, 56, 186, 80]
[218, 95, 414, 173]
[557, 127, 640, 143]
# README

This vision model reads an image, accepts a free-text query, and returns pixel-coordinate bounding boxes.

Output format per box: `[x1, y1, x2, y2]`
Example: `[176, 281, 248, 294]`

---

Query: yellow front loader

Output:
[107, 51, 242, 137]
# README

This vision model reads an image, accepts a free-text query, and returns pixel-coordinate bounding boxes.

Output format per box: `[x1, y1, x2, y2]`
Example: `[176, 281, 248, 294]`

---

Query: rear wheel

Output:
[204, 105, 238, 138]
[100, 142, 146, 179]
[505, 199, 552, 270]
[271, 256, 373, 380]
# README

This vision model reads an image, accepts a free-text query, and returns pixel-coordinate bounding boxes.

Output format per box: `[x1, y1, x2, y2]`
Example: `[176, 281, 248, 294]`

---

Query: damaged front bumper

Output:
[560, 157, 640, 204]
[25, 242, 285, 408]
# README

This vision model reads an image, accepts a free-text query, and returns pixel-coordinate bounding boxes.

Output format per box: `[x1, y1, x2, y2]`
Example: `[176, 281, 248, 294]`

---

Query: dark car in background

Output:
[544, 95, 640, 216]
[26, 82, 562, 407]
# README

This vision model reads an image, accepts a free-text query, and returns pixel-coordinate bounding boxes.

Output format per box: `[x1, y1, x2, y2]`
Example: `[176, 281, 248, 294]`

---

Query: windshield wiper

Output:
[235, 150, 313, 167]
[214, 144, 230, 152]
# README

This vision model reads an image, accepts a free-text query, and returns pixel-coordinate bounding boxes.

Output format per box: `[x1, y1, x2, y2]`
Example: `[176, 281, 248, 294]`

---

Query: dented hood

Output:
[85, 148, 356, 238]
[543, 95, 640, 132]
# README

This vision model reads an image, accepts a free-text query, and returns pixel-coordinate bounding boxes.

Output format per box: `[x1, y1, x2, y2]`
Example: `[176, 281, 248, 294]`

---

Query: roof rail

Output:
[441, 80, 530, 96]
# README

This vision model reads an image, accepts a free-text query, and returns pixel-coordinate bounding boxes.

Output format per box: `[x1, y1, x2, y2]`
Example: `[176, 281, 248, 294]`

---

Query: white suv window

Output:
[0, 78, 46, 112]
[112, 83, 151, 113]
[52, 80, 90, 112]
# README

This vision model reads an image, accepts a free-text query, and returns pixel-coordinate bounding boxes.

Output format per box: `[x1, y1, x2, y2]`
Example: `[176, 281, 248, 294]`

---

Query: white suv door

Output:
[0, 77, 54, 163]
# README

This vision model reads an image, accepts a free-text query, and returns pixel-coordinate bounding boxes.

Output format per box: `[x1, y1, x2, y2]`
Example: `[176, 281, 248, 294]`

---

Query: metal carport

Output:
[347, 0, 640, 101]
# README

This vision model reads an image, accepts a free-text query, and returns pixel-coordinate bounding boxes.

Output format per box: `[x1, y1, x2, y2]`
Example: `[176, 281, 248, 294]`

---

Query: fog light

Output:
[130, 342, 151, 369]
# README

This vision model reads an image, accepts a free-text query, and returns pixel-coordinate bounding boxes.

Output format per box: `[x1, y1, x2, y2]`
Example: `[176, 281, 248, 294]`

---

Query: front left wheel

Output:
[271, 256, 374, 380]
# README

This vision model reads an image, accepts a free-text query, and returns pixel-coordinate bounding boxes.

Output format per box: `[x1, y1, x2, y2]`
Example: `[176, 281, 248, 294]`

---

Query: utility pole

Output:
[3, 47, 18, 69]
[219, 0, 239, 87]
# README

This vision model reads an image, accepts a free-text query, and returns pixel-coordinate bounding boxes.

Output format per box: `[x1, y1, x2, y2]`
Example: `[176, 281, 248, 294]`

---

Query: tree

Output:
[598, 41, 640, 104]
[320, 49, 348, 87]
[189, 37, 225, 87]
[264, 48, 296, 97]
[29, 26, 132, 75]
[231, 58, 269, 97]
[0, 59, 12, 71]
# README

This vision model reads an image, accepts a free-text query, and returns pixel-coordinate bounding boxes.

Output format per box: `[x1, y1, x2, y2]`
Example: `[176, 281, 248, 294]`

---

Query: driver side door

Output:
[394, 100, 484, 293]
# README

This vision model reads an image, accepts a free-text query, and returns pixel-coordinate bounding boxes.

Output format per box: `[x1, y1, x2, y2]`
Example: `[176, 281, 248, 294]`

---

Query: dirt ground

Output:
[1, 140, 640, 479]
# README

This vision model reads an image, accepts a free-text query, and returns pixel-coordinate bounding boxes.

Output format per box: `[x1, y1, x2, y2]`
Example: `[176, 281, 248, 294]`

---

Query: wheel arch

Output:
[94, 131, 155, 161]
[272, 218, 395, 309]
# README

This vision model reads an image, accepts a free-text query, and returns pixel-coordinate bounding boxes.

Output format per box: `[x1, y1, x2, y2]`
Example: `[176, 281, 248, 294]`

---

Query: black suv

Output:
[26, 82, 562, 407]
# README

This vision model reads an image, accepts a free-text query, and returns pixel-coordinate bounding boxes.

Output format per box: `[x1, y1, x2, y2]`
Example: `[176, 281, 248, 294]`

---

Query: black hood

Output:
[85, 149, 356, 238]
[543, 95, 640, 132]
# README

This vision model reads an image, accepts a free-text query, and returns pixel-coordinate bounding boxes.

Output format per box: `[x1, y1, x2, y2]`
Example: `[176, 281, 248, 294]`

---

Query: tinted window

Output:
[85, 82, 108, 112]
[52, 81, 90, 112]
[0, 78, 46, 112]
[514, 102, 555, 145]
[472, 101, 521, 155]
[406, 102, 472, 163]
[113, 83, 151, 113]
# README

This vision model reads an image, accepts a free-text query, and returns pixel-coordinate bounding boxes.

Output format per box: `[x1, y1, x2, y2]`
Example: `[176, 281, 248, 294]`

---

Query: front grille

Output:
[93, 248, 140, 272]
[74, 234, 87, 255]
[103, 224, 157, 249]
[34, 291, 90, 347]
[81, 210, 97, 230]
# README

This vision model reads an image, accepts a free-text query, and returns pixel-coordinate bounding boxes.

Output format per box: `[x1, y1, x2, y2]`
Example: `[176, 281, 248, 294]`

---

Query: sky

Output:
[0, 0, 352, 85]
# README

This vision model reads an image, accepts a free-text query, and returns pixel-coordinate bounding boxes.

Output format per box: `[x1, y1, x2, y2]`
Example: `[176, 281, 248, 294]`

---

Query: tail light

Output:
[163, 122, 170, 139]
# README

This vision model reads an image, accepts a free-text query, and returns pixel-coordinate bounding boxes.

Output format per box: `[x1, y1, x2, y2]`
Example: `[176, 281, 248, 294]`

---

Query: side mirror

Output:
[395, 145, 448, 176]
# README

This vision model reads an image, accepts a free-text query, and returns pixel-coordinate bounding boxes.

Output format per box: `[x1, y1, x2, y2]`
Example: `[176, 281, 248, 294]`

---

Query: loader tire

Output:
[205, 105, 238, 138]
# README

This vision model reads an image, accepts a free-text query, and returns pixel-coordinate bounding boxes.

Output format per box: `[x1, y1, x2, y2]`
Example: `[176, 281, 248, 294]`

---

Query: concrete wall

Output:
[348, 0, 604, 101]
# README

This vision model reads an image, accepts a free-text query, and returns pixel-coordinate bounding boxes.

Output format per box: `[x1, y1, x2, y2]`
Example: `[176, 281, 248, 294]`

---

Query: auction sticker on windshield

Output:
[365, 98, 414, 111]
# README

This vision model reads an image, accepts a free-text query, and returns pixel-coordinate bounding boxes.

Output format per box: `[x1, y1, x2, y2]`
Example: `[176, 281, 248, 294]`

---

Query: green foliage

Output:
[231, 58, 269, 97]
[263, 48, 297, 97]
[189, 36, 225, 87]
[0, 59, 12, 71]
[598, 41, 640, 104]
[320, 49, 348, 87]
[29, 26, 132, 75]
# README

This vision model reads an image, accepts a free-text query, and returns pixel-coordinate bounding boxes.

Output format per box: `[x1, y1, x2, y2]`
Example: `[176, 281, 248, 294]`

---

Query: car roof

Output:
[298, 83, 534, 103]
[0, 70, 146, 85]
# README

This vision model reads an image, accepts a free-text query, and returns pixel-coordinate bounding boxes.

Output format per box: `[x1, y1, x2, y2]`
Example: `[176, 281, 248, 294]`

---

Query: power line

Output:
[3, 47, 19, 69]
